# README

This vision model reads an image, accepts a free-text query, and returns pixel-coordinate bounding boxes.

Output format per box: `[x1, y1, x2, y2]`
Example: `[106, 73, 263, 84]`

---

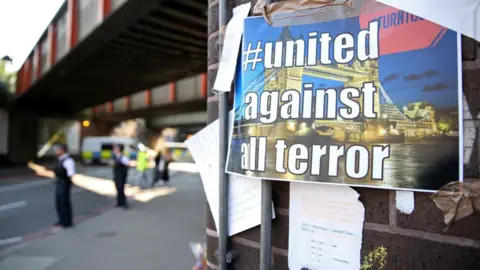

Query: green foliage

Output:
[437, 115, 454, 133]
[0, 61, 15, 92]
[361, 246, 387, 270]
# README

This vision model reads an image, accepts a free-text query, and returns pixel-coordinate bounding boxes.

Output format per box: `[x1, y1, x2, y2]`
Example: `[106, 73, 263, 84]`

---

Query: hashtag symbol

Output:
[243, 41, 263, 71]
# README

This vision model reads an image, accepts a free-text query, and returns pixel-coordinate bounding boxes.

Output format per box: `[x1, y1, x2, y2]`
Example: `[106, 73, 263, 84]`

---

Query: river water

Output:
[227, 131, 459, 191]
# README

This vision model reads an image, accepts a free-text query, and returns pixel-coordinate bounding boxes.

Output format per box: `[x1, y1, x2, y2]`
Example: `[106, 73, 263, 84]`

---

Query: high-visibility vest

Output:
[136, 151, 147, 171]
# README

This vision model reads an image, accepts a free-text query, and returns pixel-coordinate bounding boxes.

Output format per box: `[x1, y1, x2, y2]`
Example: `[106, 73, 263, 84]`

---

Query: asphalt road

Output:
[0, 167, 119, 250]
[0, 166, 207, 270]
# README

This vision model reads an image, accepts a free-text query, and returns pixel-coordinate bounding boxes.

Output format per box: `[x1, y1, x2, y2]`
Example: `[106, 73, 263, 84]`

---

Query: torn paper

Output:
[213, 3, 251, 93]
[253, 0, 361, 27]
[288, 183, 365, 270]
[185, 110, 274, 236]
[395, 191, 414, 214]
[431, 180, 480, 226]
[377, 0, 480, 42]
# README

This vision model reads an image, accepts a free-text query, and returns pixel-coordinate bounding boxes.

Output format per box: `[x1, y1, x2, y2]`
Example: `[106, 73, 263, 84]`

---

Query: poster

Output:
[288, 182, 364, 270]
[226, 1, 463, 192]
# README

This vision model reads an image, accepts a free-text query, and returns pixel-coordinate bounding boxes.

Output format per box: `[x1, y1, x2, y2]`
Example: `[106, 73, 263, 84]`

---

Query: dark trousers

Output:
[114, 173, 128, 207]
[55, 180, 72, 226]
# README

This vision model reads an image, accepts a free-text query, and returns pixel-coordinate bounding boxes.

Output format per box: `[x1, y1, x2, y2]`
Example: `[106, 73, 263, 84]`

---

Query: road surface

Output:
[0, 166, 177, 251]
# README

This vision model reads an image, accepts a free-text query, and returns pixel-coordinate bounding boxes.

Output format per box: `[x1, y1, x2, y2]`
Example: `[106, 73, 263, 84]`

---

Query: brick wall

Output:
[207, 1, 480, 268]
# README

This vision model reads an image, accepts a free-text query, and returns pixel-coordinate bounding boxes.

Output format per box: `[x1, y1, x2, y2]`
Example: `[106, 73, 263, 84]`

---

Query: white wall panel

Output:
[177, 75, 201, 102]
[152, 84, 170, 106]
[78, 0, 101, 40]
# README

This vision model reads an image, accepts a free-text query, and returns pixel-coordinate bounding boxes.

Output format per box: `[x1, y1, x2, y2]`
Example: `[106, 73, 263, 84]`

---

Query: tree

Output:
[0, 61, 15, 93]
[0, 61, 15, 109]
[437, 114, 454, 133]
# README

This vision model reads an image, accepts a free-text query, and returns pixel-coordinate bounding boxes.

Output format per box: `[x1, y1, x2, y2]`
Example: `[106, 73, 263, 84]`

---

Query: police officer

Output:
[112, 144, 129, 209]
[53, 144, 75, 228]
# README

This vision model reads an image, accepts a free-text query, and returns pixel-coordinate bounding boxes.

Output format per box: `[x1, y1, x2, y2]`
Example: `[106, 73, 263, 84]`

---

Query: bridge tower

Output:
[264, 26, 303, 95]
[343, 59, 380, 118]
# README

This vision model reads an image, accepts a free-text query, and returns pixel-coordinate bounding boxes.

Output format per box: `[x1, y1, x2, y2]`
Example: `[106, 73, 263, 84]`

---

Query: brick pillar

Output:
[207, 1, 480, 269]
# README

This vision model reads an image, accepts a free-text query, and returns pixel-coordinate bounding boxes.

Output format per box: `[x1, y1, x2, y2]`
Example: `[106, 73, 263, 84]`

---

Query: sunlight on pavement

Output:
[132, 187, 177, 202]
[27, 162, 183, 202]
[169, 162, 198, 173]
[72, 174, 176, 202]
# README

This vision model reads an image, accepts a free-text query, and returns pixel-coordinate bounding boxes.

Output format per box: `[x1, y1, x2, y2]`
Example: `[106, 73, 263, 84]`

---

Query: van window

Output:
[101, 144, 113, 151]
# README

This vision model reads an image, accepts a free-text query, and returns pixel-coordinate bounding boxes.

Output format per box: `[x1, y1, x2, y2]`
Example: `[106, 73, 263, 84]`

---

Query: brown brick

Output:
[207, 100, 219, 123]
[229, 240, 260, 269]
[207, 67, 218, 97]
[208, 37, 219, 66]
[396, 192, 480, 241]
[272, 180, 289, 209]
[208, 2, 237, 36]
[233, 0, 257, 11]
[206, 202, 216, 231]
[464, 69, 480, 119]
[272, 254, 289, 270]
[465, 136, 480, 178]
[208, 4, 219, 35]
[234, 213, 289, 250]
[207, 237, 288, 270]
[463, 35, 478, 61]
[355, 187, 390, 224]
[362, 230, 480, 270]
[206, 235, 219, 265]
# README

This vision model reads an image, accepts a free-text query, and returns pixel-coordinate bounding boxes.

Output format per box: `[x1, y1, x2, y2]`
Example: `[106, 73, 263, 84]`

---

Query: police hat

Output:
[114, 144, 124, 152]
[57, 144, 68, 152]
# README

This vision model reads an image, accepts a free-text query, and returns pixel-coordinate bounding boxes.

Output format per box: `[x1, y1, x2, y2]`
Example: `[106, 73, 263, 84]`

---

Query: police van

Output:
[81, 136, 138, 165]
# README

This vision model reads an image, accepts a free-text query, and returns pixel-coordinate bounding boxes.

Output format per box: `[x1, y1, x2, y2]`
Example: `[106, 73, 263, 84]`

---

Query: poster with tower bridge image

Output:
[226, 4, 462, 192]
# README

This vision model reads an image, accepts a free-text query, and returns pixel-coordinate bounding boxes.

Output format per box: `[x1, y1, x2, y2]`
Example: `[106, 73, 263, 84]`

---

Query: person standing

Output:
[136, 145, 149, 188]
[54, 144, 75, 228]
[30, 144, 75, 228]
[53, 144, 75, 228]
[152, 151, 170, 187]
[112, 144, 129, 209]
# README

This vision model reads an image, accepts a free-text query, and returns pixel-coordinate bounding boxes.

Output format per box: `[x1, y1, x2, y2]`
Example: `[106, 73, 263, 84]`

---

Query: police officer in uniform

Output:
[112, 144, 130, 208]
[54, 144, 75, 228]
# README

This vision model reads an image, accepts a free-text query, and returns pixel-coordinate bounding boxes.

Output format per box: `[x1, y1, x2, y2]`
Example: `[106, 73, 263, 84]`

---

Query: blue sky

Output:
[0, 0, 65, 72]
[234, 15, 459, 119]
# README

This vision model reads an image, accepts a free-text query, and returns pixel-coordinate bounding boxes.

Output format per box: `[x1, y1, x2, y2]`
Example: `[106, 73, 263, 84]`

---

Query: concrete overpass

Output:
[5, 0, 210, 165]
[14, 0, 207, 116]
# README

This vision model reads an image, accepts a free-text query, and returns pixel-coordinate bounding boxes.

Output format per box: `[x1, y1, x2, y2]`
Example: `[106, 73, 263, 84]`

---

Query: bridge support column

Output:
[8, 110, 39, 165]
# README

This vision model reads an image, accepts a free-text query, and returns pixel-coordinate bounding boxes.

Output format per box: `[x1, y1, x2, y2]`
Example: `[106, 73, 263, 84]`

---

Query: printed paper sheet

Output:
[289, 182, 365, 270]
[186, 111, 274, 236]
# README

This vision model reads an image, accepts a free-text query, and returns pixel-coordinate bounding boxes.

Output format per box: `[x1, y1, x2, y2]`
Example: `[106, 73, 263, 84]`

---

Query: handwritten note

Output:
[289, 183, 365, 270]
[186, 110, 274, 236]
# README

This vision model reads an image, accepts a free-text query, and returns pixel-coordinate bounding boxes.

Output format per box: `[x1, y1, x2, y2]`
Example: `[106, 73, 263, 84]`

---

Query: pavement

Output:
[0, 165, 206, 270]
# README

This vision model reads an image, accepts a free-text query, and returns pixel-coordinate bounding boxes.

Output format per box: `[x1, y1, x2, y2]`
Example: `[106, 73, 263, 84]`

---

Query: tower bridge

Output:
[235, 26, 438, 140]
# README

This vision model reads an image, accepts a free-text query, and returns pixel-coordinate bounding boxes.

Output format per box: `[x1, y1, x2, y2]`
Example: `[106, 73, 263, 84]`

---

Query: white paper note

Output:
[213, 3, 251, 92]
[186, 110, 274, 236]
[289, 183, 365, 270]
[377, 0, 480, 42]
[395, 190, 415, 215]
